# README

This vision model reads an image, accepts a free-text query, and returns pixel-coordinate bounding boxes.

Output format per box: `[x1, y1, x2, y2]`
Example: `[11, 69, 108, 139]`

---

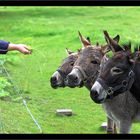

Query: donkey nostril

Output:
[90, 90, 99, 98]
[72, 76, 78, 83]
[51, 77, 57, 83]
[94, 91, 98, 97]
[75, 76, 78, 80]
[68, 74, 79, 83]
[90, 89, 103, 104]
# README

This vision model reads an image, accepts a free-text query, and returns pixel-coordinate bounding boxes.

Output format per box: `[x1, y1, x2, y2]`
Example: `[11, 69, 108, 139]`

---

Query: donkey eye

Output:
[111, 67, 123, 75]
[91, 60, 98, 64]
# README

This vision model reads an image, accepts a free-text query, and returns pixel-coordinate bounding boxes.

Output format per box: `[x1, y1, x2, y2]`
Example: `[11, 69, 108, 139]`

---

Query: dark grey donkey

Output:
[50, 48, 78, 88]
[66, 31, 120, 133]
[91, 31, 140, 133]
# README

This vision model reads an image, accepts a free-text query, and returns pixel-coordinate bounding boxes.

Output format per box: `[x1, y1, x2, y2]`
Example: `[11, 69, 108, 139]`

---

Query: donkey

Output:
[90, 31, 140, 133]
[50, 36, 92, 88]
[50, 48, 78, 89]
[66, 31, 120, 133]
[50, 32, 119, 133]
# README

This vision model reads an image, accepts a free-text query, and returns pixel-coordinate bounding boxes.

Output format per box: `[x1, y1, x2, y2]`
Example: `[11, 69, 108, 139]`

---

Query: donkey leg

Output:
[113, 123, 117, 134]
[107, 117, 114, 134]
[119, 120, 131, 134]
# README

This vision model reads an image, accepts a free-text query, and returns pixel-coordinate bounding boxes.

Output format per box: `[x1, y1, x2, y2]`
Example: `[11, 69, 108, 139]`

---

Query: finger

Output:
[25, 46, 32, 51]
[23, 47, 32, 54]
[26, 48, 33, 54]
[23, 50, 32, 54]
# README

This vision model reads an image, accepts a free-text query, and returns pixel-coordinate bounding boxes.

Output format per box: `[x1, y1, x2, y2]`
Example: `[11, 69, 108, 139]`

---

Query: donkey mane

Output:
[134, 44, 140, 52]
[121, 41, 131, 52]
[130, 62, 140, 103]
[122, 41, 140, 53]
[113, 42, 140, 57]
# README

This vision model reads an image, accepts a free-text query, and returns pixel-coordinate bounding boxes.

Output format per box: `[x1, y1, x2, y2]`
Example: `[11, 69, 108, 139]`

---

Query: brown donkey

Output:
[50, 36, 92, 89]
[66, 31, 120, 133]
[50, 34, 115, 133]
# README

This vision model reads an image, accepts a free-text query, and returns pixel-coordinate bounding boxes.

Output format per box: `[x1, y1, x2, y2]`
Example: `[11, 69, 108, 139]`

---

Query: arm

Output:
[0, 40, 31, 54]
[8, 44, 32, 54]
[0, 40, 10, 54]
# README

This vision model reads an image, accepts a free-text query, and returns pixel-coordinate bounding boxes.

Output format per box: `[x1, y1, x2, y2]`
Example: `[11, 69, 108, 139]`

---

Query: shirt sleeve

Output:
[0, 40, 10, 54]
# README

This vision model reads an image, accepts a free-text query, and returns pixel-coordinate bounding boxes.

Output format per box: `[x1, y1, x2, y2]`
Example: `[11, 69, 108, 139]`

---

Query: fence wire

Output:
[0, 56, 43, 133]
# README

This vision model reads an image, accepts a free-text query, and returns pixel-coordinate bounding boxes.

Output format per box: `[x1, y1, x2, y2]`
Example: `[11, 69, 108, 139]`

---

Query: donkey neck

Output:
[130, 62, 140, 102]
[84, 74, 98, 91]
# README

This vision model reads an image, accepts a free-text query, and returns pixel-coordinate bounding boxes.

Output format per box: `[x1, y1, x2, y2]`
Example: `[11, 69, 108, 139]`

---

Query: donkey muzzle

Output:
[50, 76, 58, 88]
[90, 81, 107, 104]
[66, 74, 80, 88]
[90, 89, 105, 104]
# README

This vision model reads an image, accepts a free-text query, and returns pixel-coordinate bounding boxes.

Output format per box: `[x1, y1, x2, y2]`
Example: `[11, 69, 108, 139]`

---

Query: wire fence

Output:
[0, 53, 43, 133]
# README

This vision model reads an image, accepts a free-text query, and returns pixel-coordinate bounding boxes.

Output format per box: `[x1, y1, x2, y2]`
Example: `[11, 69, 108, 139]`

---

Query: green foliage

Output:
[0, 76, 11, 98]
[0, 6, 140, 134]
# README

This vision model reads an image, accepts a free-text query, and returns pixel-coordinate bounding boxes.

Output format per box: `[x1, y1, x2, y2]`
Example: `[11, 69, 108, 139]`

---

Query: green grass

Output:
[0, 6, 140, 133]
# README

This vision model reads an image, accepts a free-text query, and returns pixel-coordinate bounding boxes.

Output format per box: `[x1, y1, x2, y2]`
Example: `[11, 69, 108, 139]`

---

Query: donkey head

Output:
[90, 31, 137, 104]
[50, 48, 78, 89]
[66, 31, 120, 88]
[50, 35, 91, 89]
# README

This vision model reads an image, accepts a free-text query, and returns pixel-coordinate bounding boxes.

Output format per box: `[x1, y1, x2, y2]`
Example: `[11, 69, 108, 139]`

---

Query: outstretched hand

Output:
[15, 44, 32, 54]
[8, 43, 32, 54]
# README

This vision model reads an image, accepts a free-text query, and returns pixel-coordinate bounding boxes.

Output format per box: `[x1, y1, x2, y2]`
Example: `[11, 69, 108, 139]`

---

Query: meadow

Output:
[0, 6, 140, 133]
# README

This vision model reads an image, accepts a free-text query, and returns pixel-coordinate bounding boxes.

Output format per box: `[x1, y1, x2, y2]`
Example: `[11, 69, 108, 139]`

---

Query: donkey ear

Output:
[101, 45, 110, 54]
[101, 34, 120, 54]
[66, 48, 74, 56]
[78, 31, 91, 48]
[113, 35, 120, 43]
[103, 30, 123, 53]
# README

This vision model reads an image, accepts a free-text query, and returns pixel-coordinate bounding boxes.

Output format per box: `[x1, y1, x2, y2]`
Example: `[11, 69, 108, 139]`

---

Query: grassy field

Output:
[0, 6, 140, 134]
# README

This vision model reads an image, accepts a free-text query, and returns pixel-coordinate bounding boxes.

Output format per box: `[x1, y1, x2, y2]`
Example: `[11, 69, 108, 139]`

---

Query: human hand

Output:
[8, 44, 32, 54]
[15, 44, 32, 54]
